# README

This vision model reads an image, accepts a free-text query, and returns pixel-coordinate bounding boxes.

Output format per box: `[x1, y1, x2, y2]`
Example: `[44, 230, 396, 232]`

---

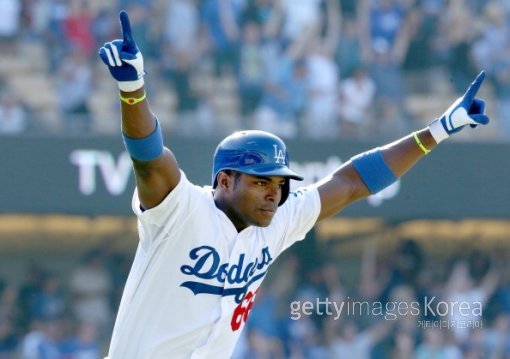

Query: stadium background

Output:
[0, 0, 510, 358]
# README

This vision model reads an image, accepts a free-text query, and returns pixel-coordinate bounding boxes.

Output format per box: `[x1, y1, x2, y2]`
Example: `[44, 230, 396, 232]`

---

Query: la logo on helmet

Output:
[273, 145, 286, 164]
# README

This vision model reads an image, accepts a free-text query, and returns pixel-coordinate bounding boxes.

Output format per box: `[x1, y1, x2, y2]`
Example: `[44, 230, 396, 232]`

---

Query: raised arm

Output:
[99, 11, 180, 209]
[316, 71, 489, 221]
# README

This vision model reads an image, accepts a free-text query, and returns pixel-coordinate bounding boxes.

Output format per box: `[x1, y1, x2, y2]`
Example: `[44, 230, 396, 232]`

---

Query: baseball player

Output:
[99, 11, 489, 359]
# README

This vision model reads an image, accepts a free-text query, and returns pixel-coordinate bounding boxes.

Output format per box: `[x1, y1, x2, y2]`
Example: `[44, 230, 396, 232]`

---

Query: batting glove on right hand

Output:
[99, 11, 145, 92]
[428, 71, 490, 143]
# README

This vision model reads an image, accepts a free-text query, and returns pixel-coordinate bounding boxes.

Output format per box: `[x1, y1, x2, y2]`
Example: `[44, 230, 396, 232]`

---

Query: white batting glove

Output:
[98, 11, 145, 92]
[428, 71, 490, 143]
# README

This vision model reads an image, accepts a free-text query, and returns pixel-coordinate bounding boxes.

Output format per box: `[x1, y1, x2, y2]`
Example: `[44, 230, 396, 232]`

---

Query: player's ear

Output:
[217, 171, 232, 190]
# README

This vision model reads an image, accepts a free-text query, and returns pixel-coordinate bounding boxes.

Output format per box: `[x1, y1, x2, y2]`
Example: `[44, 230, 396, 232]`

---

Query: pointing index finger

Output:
[119, 10, 135, 52]
[463, 71, 485, 104]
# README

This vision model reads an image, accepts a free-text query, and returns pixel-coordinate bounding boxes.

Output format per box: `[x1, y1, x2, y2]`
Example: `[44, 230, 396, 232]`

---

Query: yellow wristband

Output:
[413, 131, 431, 155]
[119, 91, 146, 105]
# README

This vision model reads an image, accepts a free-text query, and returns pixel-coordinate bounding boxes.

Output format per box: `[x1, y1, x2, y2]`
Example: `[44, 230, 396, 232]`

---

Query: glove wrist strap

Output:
[428, 119, 449, 144]
[119, 91, 146, 105]
[412, 132, 431, 155]
[118, 78, 144, 92]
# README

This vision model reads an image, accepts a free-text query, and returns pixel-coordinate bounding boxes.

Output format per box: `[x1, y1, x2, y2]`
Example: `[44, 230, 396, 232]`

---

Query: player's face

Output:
[229, 174, 284, 229]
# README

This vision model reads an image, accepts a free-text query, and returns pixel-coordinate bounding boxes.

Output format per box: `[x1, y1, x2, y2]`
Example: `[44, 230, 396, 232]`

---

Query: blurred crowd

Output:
[0, 246, 130, 358]
[231, 240, 510, 359]
[1, 238, 510, 358]
[0, 0, 509, 140]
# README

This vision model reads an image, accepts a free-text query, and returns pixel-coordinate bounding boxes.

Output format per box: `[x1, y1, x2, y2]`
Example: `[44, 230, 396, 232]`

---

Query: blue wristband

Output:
[351, 148, 397, 194]
[122, 120, 164, 161]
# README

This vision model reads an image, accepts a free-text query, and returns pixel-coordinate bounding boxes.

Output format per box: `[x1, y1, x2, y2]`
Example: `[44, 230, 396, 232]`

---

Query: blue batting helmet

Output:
[212, 130, 303, 205]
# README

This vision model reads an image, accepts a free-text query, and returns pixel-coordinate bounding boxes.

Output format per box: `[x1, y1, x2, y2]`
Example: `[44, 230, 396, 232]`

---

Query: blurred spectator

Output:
[338, 65, 376, 137]
[361, 239, 425, 305]
[68, 249, 113, 336]
[0, 91, 28, 134]
[161, 0, 214, 136]
[5, 236, 510, 357]
[91, 8, 119, 47]
[248, 0, 302, 137]
[414, 327, 462, 359]
[237, 20, 265, 119]
[369, 95, 408, 139]
[280, 0, 321, 43]
[303, 48, 339, 138]
[388, 239, 424, 291]
[328, 319, 393, 359]
[105, 252, 131, 311]
[248, 254, 302, 344]
[21, 319, 64, 359]
[390, 328, 415, 359]
[358, 240, 386, 302]
[201, 0, 243, 76]
[444, 252, 499, 343]
[247, 288, 281, 339]
[161, 0, 202, 116]
[119, 1, 155, 58]
[19, 263, 46, 331]
[241, 0, 286, 124]
[63, 0, 95, 58]
[336, 16, 363, 77]
[0, 318, 18, 358]
[489, 43, 510, 141]
[30, 274, 66, 321]
[462, 329, 486, 358]
[44, 0, 71, 73]
[241, 0, 276, 25]
[491, 262, 510, 316]
[484, 314, 510, 358]
[163, 0, 202, 58]
[56, 49, 93, 132]
[283, 312, 328, 359]
[302, 0, 340, 139]
[20, 320, 44, 359]
[472, 2, 510, 140]
[360, 0, 412, 137]
[321, 261, 347, 306]
[0, 0, 21, 51]
[435, 0, 478, 93]
[253, 53, 306, 138]
[0, 284, 20, 328]
[402, 0, 444, 93]
[60, 322, 101, 359]
[340, 0, 359, 15]
[243, 329, 285, 359]
[0, 0, 505, 141]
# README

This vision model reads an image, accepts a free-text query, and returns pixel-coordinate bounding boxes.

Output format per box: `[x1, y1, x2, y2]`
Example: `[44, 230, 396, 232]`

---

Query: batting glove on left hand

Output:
[428, 71, 490, 143]
[99, 11, 145, 92]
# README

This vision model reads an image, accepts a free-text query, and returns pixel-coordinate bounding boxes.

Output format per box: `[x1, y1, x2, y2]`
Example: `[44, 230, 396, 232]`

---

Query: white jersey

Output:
[107, 170, 321, 359]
